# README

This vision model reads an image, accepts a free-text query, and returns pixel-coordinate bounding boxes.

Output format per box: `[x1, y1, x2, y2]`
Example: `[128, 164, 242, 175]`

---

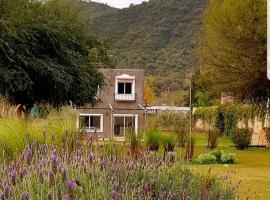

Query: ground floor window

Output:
[113, 114, 138, 137]
[79, 114, 103, 132]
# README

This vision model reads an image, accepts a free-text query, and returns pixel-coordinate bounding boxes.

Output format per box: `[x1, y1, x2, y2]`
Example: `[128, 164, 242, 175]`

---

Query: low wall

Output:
[194, 117, 268, 146]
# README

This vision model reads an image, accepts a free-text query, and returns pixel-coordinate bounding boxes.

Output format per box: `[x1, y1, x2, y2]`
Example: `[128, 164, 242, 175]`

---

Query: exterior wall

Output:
[78, 69, 145, 138]
[194, 117, 267, 146]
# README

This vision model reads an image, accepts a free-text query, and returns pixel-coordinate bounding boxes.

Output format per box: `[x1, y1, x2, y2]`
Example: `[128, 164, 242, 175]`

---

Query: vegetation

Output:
[0, 141, 234, 200]
[154, 111, 189, 147]
[197, 0, 268, 103]
[194, 150, 235, 165]
[0, 106, 79, 159]
[0, 0, 115, 107]
[190, 132, 270, 200]
[145, 127, 176, 152]
[89, 0, 207, 97]
[231, 128, 253, 150]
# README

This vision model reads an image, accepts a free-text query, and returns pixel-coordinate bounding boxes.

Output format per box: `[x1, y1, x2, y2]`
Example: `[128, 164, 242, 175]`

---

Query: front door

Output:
[113, 115, 137, 137]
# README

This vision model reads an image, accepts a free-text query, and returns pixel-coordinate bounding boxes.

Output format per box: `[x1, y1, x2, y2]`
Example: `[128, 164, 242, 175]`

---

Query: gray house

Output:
[77, 69, 146, 138]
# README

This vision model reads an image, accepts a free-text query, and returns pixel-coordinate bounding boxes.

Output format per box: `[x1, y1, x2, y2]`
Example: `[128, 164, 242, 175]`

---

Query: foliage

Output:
[0, 0, 115, 107]
[90, 0, 207, 96]
[0, 106, 79, 159]
[208, 129, 219, 149]
[145, 128, 176, 152]
[198, 0, 269, 103]
[143, 81, 155, 105]
[194, 153, 217, 164]
[155, 111, 189, 147]
[160, 133, 176, 152]
[145, 127, 162, 151]
[0, 143, 235, 199]
[231, 128, 253, 150]
[194, 150, 235, 165]
[194, 104, 265, 137]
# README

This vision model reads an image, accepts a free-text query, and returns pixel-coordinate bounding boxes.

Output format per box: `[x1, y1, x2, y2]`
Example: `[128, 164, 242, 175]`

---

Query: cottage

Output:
[77, 69, 146, 138]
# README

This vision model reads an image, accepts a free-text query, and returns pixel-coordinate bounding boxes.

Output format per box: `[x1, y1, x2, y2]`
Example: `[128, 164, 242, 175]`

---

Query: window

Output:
[117, 82, 132, 94]
[113, 114, 138, 137]
[79, 114, 103, 132]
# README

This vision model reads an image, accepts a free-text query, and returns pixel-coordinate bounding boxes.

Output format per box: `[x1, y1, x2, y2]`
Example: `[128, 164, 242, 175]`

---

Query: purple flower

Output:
[60, 166, 67, 181]
[0, 192, 4, 200]
[50, 150, 58, 173]
[11, 170, 16, 185]
[3, 185, 10, 198]
[49, 171, 55, 187]
[143, 183, 150, 193]
[67, 179, 76, 198]
[25, 146, 32, 164]
[21, 192, 29, 200]
[110, 190, 116, 200]
[99, 155, 105, 171]
[63, 194, 69, 200]
[166, 191, 173, 200]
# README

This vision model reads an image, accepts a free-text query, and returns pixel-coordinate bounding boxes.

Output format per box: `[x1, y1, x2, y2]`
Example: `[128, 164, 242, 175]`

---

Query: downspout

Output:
[109, 104, 114, 139]
[139, 104, 147, 139]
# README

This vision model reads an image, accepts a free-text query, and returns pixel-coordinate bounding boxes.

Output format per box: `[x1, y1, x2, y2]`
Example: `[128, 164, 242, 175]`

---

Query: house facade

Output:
[77, 69, 146, 138]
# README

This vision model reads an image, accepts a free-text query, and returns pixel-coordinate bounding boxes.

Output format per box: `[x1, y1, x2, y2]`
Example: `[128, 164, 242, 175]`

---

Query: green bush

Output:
[231, 128, 252, 150]
[194, 154, 217, 164]
[145, 127, 162, 151]
[145, 128, 176, 151]
[209, 150, 235, 164]
[208, 129, 219, 149]
[194, 150, 235, 165]
[160, 133, 176, 152]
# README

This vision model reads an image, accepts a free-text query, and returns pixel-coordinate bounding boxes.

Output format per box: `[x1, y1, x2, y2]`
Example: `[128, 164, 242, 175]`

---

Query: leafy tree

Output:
[143, 81, 155, 106]
[0, 0, 115, 107]
[198, 0, 268, 104]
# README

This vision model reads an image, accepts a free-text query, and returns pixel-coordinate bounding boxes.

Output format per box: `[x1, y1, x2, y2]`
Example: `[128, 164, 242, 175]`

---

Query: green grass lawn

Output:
[189, 132, 270, 200]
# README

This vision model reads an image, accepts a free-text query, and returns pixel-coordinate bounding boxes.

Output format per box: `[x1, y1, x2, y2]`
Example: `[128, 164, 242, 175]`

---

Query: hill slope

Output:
[89, 0, 208, 94]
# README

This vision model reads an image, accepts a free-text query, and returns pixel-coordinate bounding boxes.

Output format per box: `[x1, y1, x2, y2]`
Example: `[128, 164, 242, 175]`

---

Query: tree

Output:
[144, 81, 155, 106]
[198, 0, 268, 104]
[0, 0, 115, 107]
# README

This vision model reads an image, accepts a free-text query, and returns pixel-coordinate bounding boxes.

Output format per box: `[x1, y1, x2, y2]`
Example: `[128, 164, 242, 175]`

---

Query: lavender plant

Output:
[0, 139, 235, 200]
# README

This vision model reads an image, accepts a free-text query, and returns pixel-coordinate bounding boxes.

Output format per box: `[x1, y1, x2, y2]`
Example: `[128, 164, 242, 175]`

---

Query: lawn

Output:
[189, 132, 270, 200]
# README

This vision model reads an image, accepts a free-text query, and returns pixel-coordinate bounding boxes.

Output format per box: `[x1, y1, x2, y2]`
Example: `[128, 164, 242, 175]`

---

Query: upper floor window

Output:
[115, 74, 136, 101]
[118, 82, 132, 94]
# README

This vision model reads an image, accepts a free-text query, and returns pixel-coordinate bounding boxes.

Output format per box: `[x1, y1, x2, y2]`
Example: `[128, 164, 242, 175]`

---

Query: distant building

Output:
[146, 105, 190, 114]
[77, 69, 146, 138]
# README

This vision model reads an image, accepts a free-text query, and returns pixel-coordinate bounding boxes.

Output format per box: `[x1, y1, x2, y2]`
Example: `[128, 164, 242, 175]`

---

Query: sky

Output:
[92, 0, 148, 9]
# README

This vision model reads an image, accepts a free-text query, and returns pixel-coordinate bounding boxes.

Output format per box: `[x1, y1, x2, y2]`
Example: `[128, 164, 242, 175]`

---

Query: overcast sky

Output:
[92, 0, 148, 8]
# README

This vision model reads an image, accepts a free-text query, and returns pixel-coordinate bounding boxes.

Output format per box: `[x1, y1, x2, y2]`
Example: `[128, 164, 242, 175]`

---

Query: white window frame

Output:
[113, 114, 138, 138]
[79, 114, 103, 133]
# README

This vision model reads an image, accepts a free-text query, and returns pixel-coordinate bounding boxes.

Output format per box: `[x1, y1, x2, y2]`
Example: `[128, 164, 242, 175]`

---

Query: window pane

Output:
[114, 117, 125, 137]
[118, 83, 125, 94]
[125, 117, 135, 132]
[90, 116, 101, 130]
[125, 83, 132, 94]
[79, 116, 89, 129]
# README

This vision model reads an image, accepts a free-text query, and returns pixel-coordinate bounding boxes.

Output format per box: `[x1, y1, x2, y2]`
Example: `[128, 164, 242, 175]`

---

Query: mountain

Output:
[87, 0, 208, 95]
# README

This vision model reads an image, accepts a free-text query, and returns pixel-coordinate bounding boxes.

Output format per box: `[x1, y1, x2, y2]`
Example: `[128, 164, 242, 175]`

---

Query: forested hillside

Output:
[88, 0, 208, 98]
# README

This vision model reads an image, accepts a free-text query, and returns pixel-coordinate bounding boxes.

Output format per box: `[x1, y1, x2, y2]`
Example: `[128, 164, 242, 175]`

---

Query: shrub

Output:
[145, 127, 162, 151]
[209, 150, 235, 164]
[0, 144, 235, 200]
[208, 129, 219, 149]
[154, 111, 189, 146]
[194, 154, 217, 164]
[194, 150, 235, 165]
[160, 133, 176, 152]
[231, 128, 252, 150]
